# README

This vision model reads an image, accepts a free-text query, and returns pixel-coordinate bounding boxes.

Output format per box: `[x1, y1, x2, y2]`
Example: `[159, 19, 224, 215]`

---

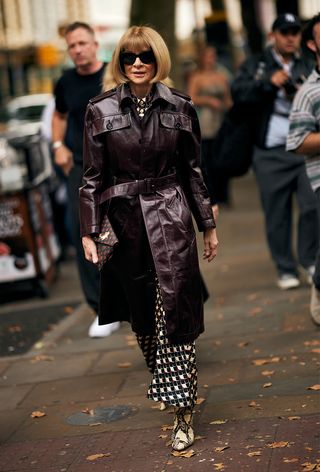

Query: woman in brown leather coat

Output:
[79, 26, 218, 451]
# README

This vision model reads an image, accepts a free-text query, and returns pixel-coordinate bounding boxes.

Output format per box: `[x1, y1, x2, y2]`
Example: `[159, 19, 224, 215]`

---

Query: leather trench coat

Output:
[79, 82, 215, 343]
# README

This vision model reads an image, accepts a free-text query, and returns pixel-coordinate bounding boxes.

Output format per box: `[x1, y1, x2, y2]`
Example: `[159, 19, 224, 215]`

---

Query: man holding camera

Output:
[232, 13, 318, 289]
[287, 13, 320, 324]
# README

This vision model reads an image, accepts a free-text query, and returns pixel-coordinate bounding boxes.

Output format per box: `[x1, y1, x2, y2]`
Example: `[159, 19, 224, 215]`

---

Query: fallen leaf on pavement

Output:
[287, 416, 301, 421]
[307, 385, 320, 391]
[210, 419, 228, 424]
[301, 463, 318, 471]
[238, 341, 249, 348]
[8, 325, 22, 333]
[267, 441, 289, 448]
[247, 293, 259, 301]
[261, 370, 275, 376]
[86, 453, 110, 461]
[31, 410, 46, 418]
[248, 401, 261, 408]
[159, 434, 168, 439]
[252, 357, 280, 366]
[63, 306, 74, 314]
[195, 435, 206, 440]
[262, 383, 272, 388]
[30, 355, 54, 363]
[196, 397, 205, 405]
[117, 362, 132, 368]
[304, 340, 320, 346]
[215, 446, 230, 452]
[82, 408, 94, 415]
[283, 458, 299, 463]
[311, 348, 320, 354]
[171, 449, 195, 458]
[214, 463, 225, 470]
[249, 307, 262, 315]
[89, 422, 102, 427]
[161, 424, 174, 431]
[247, 451, 261, 457]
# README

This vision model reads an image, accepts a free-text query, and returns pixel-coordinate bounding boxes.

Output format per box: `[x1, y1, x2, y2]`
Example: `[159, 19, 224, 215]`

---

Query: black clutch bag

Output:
[93, 214, 119, 270]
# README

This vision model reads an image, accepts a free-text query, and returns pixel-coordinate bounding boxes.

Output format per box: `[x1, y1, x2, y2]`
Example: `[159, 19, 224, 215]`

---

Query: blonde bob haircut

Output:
[108, 25, 171, 87]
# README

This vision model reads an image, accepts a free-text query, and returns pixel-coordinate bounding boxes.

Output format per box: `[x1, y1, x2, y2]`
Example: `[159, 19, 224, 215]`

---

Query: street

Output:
[0, 171, 319, 472]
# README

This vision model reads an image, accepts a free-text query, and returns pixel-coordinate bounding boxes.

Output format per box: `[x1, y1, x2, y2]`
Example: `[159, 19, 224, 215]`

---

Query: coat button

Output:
[175, 122, 182, 129]
[106, 121, 113, 130]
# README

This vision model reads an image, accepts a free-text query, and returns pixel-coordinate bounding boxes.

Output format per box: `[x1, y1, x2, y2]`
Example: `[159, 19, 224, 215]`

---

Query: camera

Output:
[283, 76, 304, 97]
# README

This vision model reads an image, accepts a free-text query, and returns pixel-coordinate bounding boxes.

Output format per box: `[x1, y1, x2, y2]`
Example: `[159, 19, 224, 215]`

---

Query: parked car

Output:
[5, 93, 52, 135]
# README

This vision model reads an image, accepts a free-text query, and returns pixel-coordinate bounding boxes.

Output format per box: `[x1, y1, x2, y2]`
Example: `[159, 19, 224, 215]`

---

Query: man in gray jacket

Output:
[232, 13, 317, 289]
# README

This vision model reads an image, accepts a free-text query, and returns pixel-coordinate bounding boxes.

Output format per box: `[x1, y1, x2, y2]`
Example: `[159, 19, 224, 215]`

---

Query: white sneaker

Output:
[88, 317, 120, 338]
[310, 284, 320, 326]
[277, 274, 300, 290]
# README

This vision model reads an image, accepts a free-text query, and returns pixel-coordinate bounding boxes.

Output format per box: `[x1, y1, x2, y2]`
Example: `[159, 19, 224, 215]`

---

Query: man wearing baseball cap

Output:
[232, 13, 318, 290]
[271, 13, 301, 33]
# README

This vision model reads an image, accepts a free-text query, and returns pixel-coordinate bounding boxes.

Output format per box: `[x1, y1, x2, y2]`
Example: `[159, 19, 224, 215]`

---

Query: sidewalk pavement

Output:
[0, 172, 319, 472]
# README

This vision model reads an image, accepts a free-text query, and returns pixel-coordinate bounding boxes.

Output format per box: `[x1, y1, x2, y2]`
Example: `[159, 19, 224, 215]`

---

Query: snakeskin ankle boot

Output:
[171, 406, 194, 451]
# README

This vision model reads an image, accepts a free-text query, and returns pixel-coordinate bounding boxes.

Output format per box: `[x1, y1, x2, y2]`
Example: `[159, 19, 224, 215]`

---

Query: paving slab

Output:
[7, 396, 172, 443]
[89, 347, 146, 375]
[0, 408, 30, 444]
[0, 384, 34, 411]
[0, 352, 99, 385]
[201, 394, 320, 421]
[18, 372, 125, 408]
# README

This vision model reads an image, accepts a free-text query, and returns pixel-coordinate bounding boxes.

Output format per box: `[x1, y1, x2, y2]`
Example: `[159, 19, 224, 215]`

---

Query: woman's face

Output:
[122, 48, 156, 88]
[201, 47, 217, 69]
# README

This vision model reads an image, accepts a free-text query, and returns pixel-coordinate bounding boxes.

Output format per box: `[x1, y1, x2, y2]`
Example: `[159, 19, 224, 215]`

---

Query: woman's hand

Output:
[82, 235, 98, 264]
[203, 228, 218, 262]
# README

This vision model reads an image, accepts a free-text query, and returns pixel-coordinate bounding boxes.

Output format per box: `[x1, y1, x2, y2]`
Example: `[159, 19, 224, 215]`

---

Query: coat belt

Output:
[99, 172, 178, 204]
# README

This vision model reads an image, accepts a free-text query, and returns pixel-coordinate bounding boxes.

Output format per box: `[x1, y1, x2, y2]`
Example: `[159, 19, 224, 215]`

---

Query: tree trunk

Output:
[276, 0, 299, 15]
[239, 0, 263, 54]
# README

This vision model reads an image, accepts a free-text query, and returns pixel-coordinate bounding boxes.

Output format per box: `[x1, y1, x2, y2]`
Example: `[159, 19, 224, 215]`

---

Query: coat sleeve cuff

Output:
[197, 218, 216, 232]
[80, 224, 100, 238]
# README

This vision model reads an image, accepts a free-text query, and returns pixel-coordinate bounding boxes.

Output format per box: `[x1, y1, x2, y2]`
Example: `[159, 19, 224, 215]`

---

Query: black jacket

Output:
[231, 47, 313, 148]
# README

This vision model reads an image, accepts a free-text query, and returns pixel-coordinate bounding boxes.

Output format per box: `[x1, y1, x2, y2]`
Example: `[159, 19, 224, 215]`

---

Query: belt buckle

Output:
[142, 178, 156, 194]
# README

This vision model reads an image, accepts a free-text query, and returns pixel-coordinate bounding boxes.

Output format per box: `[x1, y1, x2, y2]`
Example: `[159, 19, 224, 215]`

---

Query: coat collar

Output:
[118, 82, 176, 110]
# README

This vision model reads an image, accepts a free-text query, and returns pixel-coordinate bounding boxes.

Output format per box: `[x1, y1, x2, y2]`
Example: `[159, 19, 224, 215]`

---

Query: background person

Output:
[287, 12, 320, 325]
[79, 25, 218, 451]
[232, 13, 318, 290]
[52, 21, 119, 337]
[187, 45, 232, 208]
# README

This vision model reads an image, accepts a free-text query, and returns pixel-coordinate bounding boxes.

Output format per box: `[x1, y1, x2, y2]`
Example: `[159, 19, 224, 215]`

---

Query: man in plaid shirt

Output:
[287, 13, 320, 325]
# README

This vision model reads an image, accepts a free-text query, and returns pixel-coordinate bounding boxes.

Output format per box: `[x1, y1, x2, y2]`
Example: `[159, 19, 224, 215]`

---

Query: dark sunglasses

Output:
[120, 50, 155, 66]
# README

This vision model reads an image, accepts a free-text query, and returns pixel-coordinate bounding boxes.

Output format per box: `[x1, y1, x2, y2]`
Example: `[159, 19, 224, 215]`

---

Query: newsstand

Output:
[0, 130, 60, 297]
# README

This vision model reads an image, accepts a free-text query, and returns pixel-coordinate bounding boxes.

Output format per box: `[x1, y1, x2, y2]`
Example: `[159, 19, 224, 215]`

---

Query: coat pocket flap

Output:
[160, 112, 192, 132]
[92, 113, 131, 136]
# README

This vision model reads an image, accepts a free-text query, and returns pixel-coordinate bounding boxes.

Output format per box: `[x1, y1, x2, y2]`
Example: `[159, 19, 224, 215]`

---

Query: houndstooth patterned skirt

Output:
[136, 282, 197, 408]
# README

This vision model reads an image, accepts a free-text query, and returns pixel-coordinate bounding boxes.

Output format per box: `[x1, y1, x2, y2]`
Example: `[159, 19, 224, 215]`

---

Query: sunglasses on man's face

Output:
[120, 50, 155, 65]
